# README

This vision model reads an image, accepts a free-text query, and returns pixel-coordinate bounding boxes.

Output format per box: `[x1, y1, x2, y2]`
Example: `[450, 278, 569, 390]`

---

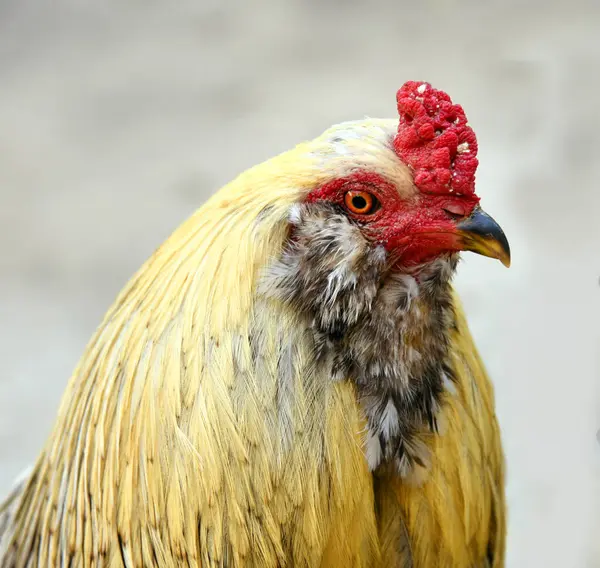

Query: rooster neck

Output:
[341, 258, 457, 477]
[262, 202, 458, 478]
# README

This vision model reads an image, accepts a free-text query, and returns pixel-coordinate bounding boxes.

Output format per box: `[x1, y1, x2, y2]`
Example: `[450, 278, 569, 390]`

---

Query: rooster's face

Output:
[304, 81, 510, 270]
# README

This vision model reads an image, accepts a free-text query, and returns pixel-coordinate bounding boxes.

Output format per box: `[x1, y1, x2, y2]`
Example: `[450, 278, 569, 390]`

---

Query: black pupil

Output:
[352, 195, 368, 210]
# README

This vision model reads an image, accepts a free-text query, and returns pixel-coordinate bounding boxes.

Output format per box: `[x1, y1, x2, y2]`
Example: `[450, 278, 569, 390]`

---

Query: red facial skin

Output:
[305, 171, 480, 268]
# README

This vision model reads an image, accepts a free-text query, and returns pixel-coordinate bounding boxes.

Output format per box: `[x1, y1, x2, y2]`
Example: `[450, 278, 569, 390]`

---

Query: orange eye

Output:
[344, 190, 378, 215]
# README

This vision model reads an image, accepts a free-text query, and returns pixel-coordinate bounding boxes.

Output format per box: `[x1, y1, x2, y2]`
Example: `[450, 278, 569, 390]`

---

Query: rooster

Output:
[0, 81, 509, 567]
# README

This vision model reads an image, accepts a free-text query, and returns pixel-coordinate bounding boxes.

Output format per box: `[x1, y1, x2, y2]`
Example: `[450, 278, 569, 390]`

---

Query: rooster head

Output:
[304, 81, 510, 270]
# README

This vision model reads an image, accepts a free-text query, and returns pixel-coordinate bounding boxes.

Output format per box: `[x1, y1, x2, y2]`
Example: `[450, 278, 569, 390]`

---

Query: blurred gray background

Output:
[0, 1, 599, 566]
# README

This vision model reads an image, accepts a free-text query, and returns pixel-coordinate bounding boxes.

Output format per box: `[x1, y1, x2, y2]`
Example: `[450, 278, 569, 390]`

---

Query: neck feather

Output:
[261, 202, 458, 478]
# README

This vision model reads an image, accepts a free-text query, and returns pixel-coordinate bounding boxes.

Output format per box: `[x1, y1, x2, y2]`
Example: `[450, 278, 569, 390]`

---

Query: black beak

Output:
[456, 206, 511, 267]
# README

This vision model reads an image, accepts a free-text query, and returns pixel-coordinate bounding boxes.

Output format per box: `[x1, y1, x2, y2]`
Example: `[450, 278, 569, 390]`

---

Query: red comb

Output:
[393, 81, 478, 196]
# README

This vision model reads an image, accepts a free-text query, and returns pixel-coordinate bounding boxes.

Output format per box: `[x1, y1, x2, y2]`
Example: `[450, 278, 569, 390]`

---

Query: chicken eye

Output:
[344, 190, 379, 215]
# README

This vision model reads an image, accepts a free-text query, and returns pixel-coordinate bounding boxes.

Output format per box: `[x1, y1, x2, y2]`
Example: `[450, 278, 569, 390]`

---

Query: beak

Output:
[456, 206, 511, 267]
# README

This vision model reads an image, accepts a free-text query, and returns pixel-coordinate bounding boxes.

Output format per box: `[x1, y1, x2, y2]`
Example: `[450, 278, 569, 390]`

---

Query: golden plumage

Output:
[0, 119, 506, 567]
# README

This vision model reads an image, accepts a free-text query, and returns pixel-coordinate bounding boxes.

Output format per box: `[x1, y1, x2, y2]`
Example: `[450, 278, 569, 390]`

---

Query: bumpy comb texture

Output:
[393, 81, 478, 196]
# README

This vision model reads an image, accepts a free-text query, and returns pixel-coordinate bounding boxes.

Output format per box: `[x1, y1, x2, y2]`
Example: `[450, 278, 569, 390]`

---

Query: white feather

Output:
[365, 428, 382, 471]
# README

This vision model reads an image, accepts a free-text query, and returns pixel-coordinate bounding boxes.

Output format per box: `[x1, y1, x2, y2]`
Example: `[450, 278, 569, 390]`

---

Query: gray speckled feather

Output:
[262, 202, 458, 480]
